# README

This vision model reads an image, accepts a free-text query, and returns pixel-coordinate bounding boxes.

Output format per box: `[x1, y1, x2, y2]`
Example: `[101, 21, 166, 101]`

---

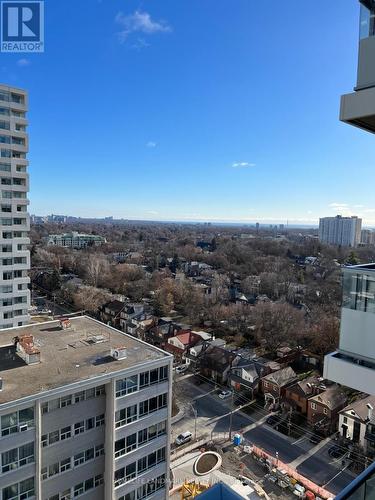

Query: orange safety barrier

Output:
[250, 445, 334, 499]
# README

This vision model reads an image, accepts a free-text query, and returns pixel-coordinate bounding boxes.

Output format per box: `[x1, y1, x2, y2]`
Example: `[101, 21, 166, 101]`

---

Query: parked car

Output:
[175, 431, 193, 446]
[328, 445, 347, 459]
[218, 390, 232, 400]
[175, 365, 188, 374]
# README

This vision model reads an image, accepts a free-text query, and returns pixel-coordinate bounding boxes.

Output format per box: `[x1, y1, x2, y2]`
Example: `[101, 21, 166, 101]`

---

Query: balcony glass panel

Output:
[360, 2, 375, 39]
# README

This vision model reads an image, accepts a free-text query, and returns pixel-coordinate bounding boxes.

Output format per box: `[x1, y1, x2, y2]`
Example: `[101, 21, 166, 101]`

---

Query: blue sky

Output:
[2, 0, 375, 225]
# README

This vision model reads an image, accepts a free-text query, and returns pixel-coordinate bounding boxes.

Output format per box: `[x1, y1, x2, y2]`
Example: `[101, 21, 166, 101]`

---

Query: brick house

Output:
[260, 367, 298, 408]
[307, 384, 348, 436]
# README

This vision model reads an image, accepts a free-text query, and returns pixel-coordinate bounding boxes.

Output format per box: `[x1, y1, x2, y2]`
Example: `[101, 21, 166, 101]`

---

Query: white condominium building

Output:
[0, 84, 30, 329]
[318, 215, 362, 247]
[0, 316, 173, 500]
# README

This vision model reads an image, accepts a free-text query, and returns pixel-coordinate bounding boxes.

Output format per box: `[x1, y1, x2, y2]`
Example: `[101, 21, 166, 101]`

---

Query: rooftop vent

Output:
[111, 347, 127, 361]
[60, 318, 71, 330]
[15, 334, 41, 365]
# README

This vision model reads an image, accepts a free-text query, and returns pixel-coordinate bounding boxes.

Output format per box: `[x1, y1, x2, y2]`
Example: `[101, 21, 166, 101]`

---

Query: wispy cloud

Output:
[145, 210, 159, 215]
[115, 10, 171, 42]
[146, 141, 157, 148]
[132, 38, 150, 50]
[17, 58, 30, 67]
[231, 162, 256, 169]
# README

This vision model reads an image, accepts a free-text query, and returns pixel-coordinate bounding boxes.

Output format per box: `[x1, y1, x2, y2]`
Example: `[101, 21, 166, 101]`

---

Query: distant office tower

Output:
[0, 85, 30, 329]
[318, 215, 362, 247]
[361, 229, 375, 245]
[0, 316, 173, 500]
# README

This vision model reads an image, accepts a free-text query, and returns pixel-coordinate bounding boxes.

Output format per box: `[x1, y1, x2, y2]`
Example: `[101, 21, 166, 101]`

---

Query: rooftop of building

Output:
[0, 316, 170, 406]
[347, 263, 375, 271]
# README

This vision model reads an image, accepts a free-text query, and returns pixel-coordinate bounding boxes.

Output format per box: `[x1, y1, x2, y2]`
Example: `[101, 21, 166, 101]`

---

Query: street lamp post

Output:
[229, 389, 234, 441]
[188, 402, 198, 440]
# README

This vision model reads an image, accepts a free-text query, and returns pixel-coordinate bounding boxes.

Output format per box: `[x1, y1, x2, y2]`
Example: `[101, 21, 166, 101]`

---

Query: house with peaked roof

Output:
[229, 358, 269, 398]
[339, 395, 375, 454]
[260, 367, 298, 408]
[165, 330, 202, 362]
[307, 384, 348, 436]
[284, 374, 326, 415]
[99, 299, 125, 328]
[198, 345, 239, 384]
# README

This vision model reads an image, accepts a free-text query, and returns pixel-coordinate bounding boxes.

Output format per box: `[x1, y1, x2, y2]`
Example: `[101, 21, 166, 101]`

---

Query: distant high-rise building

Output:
[361, 229, 375, 245]
[0, 84, 30, 329]
[318, 215, 362, 247]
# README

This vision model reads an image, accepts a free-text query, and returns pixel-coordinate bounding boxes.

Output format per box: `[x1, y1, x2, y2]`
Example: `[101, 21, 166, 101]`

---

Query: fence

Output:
[250, 444, 334, 499]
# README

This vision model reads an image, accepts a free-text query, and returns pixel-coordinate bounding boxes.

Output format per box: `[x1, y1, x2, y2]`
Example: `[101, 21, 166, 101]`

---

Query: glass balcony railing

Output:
[360, 1, 375, 39]
[336, 462, 375, 500]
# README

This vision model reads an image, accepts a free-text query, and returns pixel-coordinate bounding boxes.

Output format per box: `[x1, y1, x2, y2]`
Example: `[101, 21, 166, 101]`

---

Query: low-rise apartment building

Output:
[0, 316, 173, 500]
[45, 232, 106, 249]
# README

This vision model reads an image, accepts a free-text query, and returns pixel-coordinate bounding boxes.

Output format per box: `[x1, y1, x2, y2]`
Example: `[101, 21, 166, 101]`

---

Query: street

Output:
[172, 374, 357, 495]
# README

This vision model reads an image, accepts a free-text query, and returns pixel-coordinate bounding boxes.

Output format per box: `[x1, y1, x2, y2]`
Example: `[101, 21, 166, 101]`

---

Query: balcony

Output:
[324, 351, 375, 394]
[335, 461, 375, 500]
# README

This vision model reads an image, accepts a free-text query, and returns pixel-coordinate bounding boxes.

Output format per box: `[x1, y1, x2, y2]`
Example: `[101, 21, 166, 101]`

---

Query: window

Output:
[60, 426, 71, 440]
[2, 477, 34, 500]
[140, 371, 149, 388]
[323, 408, 328, 415]
[126, 462, 136, 481]
[73, 483, 84, 497]
[60, 395, 72, 407]
[60, 458, 71, 473]
[116, 375, 138, 397]
[150, 369, 159, 385]
[49, 462, 59, 477]
[94, 474, 104, 487]
[119, 492, 136, 500]
[41, 467, 48, 480]
[85, 387, 95, 399]
[311, 402, 317, 410]
[1, 447, 18, 473]
[60, 490, 71, 500]
[95, 385, 105, 396]
[84, 478, 94, 492]
[343, 416, 348, 423]
[95, 444, 104, 457]
[74, 421, 84, 435]
[137, 456, 147, 473]
[1, 407, 34, 436]
[49, 430, 60, 445]
[85, 448, 95, 462]
[41, 434, 48, 447]
[74, 452, 84, 467]
[95, 414, 105, 427]
[85, 417, 94, 430]
[115, 404, 137, 427]
[74, 391, 85, 403]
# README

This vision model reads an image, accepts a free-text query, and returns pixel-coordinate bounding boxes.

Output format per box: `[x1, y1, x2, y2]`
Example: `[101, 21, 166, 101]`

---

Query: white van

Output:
[175, 431, 193, 446]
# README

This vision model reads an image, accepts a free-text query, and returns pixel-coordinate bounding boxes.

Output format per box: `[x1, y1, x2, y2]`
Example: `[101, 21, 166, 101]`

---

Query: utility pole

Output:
[189, 402, 198, 440]
[229, 390, 234, 441]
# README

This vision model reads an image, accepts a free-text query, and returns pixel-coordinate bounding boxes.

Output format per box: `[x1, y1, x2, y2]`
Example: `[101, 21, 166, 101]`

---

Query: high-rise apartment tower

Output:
[0, 84, 30, 329]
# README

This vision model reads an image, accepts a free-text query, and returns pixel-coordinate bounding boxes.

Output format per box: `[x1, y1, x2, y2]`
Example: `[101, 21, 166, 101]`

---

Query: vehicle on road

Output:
[175, 431, 193, 446]
[328, 445, 347, 459]
[218, 390, 232, 400]
[175, 365, 188, 374]
[266, 415, 281, 426]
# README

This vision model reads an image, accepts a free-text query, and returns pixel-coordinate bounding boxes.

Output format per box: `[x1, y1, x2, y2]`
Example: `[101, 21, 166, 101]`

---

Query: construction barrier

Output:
[250, 444, 334, 499]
